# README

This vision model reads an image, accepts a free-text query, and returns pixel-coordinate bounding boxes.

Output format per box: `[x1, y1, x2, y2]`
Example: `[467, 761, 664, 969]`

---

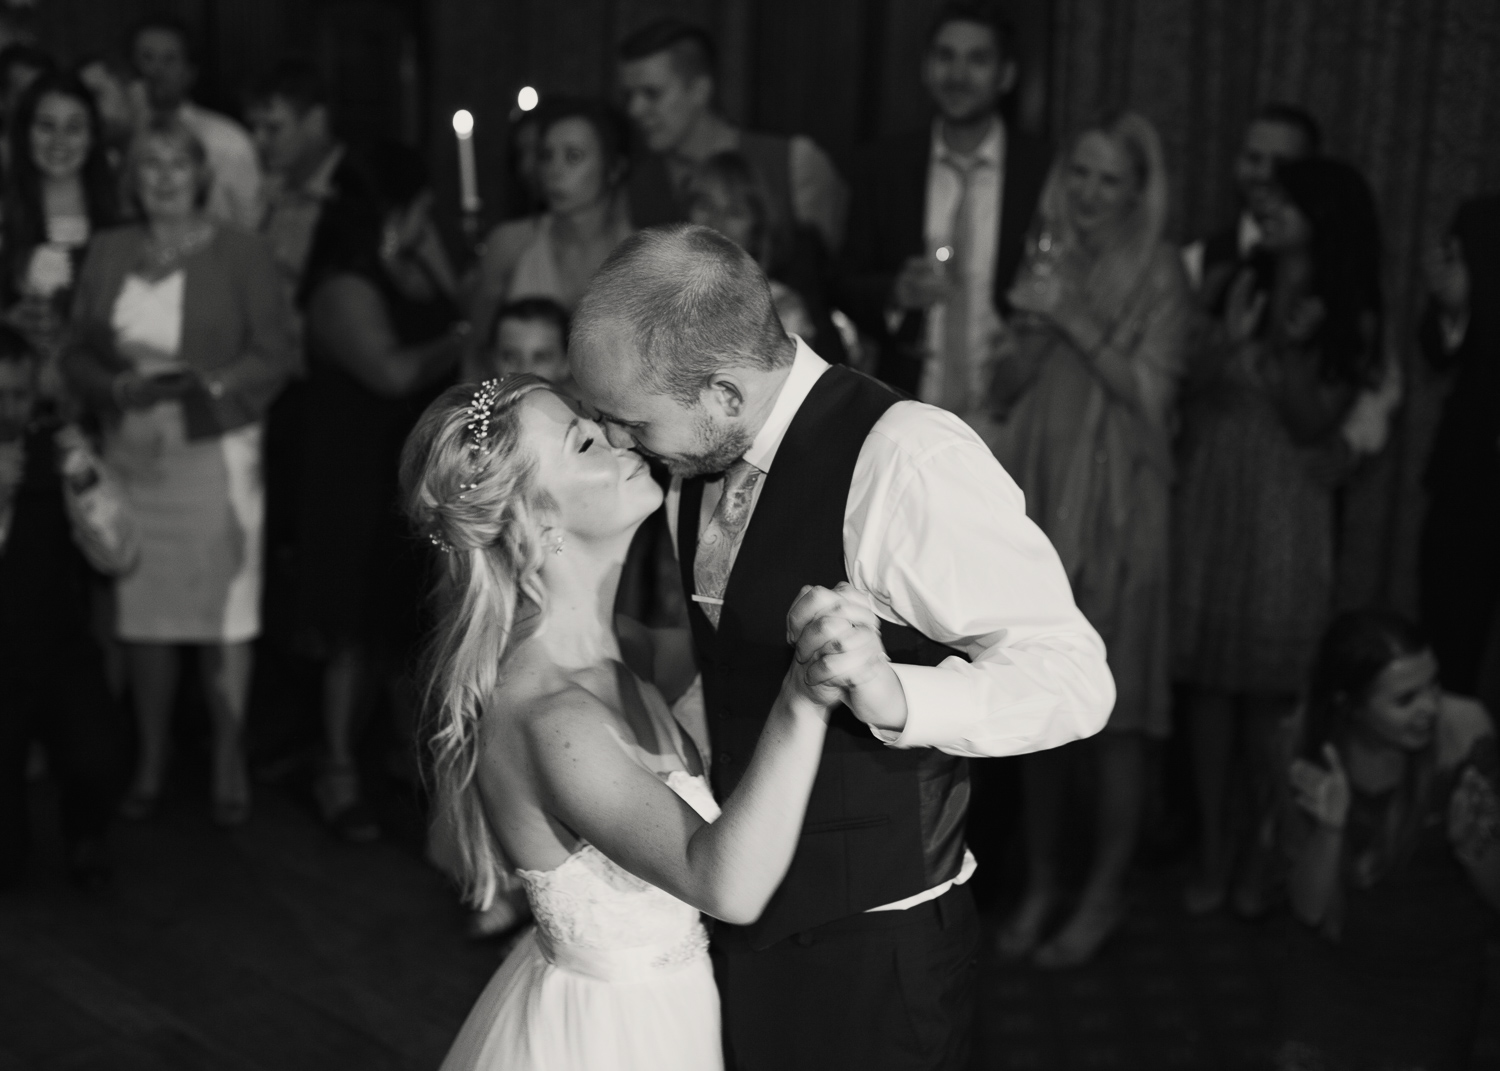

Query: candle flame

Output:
[452, 109, 474, 138]
[517, 86, 539, 112]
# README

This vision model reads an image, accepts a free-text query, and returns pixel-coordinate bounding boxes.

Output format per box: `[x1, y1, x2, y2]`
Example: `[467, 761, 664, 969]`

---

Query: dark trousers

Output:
[713, 884, 980, 1071]
[0, 639, 120, 881]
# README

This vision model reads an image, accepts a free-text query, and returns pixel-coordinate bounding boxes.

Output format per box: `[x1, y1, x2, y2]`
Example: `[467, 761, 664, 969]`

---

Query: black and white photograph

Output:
[0, 0, 1497, 1068]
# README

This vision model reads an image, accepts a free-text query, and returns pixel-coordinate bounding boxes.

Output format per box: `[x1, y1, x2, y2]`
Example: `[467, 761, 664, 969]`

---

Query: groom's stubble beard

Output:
[661, 412, 754, 479]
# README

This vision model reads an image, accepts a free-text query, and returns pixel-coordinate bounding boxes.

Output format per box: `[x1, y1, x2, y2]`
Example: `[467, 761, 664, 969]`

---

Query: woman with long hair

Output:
[470, 97, 631, 318]
[1276, 609, 1498, 1071]
[64, 117, 295, 825]
[1419, 195, 1500, 702]
[296, 142, 468, 841]
[1174, 157, 1385, 917]
[402, 376, 880, 1070]
[3, 69, 119, 396]
[986, 112, 1196, 966]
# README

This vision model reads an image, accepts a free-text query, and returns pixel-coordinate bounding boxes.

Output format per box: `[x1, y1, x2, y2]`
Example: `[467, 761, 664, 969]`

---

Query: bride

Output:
[400, 375, 887, 1070]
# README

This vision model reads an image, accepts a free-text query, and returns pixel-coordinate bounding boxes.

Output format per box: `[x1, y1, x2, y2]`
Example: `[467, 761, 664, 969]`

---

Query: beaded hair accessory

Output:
[428, 377, 529, 554]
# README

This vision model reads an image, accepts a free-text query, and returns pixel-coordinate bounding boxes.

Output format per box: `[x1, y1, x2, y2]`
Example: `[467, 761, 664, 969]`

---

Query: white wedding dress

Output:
[439, 757, 723, 1070]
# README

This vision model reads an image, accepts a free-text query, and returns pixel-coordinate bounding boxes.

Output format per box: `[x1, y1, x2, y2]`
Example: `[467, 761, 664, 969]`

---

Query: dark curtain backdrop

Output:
[1047, 0, 1500, 614]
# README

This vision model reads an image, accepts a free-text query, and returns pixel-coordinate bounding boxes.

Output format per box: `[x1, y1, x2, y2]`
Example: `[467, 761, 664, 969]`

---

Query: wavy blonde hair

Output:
[399, 374, 557, 908]
[1033, 111, 1169, 324]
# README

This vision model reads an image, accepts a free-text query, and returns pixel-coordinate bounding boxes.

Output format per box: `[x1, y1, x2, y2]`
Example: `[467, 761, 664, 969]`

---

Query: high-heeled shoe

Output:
[314, 764, 381, 843]
[119, 787, 161, 821]
[995, 892, 1055, 962]
[1032, 898, 1125, 969]
[212, 752, 251, 827]
[212, 794, 251, 827]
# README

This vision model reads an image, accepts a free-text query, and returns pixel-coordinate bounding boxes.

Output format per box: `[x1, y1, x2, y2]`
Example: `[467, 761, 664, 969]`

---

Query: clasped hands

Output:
[112, 341, 201, 410]
[783, 582, 908, 734]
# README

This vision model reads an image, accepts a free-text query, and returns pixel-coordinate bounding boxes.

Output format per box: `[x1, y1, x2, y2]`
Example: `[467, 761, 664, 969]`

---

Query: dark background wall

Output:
[31, 0, 1500, 614]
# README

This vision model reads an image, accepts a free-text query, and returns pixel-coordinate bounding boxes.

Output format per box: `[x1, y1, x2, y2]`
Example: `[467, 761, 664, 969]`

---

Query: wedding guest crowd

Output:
[0, 2, 1494, 1061]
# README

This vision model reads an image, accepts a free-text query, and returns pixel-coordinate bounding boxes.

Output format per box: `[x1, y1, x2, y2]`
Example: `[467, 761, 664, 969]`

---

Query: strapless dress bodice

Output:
[514, 771, 721, 983]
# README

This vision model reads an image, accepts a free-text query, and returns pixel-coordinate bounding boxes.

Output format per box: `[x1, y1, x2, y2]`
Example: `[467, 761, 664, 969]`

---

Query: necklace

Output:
[143, 221, 216, 274]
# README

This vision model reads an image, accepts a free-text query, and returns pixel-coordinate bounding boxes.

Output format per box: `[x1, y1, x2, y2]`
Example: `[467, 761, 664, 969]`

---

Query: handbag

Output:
[54, 423, 139, 577]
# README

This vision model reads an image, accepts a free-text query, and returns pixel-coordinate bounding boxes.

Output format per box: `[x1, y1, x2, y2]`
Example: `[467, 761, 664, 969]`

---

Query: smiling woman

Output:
[62, 116, 296, 829]
[1, 70, 119, 391]
[1276, 609, 1500, 1071]
[987, 111, 1196, 969]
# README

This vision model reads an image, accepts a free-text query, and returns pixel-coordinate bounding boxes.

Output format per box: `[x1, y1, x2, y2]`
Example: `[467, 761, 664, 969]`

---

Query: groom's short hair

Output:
[572, 224, 793, 404]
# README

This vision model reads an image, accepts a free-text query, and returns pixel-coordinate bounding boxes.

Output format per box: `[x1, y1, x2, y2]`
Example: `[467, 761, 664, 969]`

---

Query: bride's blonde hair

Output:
[400, 374, 555, 908]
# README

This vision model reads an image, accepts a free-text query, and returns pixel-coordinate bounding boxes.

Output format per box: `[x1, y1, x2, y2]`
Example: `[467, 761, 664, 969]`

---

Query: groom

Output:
[571, 224, 1114, 1071]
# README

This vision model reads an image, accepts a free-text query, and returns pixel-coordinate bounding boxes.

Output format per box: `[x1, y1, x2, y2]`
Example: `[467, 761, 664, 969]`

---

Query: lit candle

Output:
[452, 109, 479, 215]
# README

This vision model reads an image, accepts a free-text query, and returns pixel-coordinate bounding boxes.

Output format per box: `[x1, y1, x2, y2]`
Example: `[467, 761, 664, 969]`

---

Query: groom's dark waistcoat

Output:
[678, 364, 971, 950]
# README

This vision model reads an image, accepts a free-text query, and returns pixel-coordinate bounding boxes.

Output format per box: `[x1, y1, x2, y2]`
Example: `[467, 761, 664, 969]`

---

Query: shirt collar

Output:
[931, 115, 1004, 169]
[1237, 210, 1263, 257]
[742, 335, 830, 474]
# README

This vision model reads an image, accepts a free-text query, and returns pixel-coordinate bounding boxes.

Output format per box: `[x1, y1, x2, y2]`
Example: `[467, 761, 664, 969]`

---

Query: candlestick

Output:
[452, 109, 480, 216]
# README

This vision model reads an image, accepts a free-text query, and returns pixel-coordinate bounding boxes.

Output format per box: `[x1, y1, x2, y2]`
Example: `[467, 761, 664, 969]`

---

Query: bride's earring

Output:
[551, 536, 565, 555]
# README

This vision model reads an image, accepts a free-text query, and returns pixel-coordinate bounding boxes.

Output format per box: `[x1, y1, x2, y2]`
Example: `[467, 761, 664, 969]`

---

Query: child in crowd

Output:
[1276, 610, 1499, 1071]
[476, 296, 571, 390]
[0, 324, 123, 889]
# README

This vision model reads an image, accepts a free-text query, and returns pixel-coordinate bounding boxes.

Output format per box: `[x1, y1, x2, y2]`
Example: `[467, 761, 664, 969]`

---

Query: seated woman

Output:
[1276, 609, 1499, 1071]
[65, 116, 295, 826]
[988, 112, 1196, 967]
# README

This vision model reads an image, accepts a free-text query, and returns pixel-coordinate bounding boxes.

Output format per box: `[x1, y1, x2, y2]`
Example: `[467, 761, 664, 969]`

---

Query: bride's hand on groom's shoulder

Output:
[784, 583, 909, 734]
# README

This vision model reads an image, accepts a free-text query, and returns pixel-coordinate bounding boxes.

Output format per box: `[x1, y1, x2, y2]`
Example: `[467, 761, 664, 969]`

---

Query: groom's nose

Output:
[602, 422, 635, 449]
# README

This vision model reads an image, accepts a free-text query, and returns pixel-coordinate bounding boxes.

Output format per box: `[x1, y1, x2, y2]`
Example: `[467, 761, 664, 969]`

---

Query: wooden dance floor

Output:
[2, 778, 1497, 1070]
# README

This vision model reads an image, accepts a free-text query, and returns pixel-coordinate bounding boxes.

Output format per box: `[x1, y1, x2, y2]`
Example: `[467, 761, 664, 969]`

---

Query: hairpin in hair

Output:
[465, 378, 504, 457]
[428, 531, 455, 554]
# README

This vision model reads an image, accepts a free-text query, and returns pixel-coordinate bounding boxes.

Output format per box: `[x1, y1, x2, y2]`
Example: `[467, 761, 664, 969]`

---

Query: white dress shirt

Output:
[920, 117, 1006, 407]
[667, 338, 1117, 908]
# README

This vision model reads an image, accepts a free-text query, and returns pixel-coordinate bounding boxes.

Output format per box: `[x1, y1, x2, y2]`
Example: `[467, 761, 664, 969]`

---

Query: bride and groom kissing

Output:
[401, 223, 1115, 1071]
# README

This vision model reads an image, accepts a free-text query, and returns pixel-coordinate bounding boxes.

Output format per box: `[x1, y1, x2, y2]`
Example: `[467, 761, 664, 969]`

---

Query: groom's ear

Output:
[701, 372, 746, 418]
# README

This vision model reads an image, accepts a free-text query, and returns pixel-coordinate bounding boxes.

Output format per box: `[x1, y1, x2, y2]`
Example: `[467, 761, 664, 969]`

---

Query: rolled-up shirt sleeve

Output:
[845, 403, 1115, 757]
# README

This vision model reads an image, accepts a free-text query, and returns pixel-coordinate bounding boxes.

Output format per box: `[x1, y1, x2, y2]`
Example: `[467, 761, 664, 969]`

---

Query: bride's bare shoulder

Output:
[482, 656, 616, 753]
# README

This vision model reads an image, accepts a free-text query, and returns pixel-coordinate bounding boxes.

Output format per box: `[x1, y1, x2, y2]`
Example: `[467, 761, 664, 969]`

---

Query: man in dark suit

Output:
[840, 1, 1051, 404]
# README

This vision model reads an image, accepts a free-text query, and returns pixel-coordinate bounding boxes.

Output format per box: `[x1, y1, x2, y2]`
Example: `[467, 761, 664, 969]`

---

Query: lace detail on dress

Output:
[515, 772, 719, 967]
[652, 923, 711, 969]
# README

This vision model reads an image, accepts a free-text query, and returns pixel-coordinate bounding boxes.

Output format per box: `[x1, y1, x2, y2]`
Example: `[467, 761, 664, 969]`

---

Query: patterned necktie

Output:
[940, 155, 979, 414]
[693, 458, 762, 628]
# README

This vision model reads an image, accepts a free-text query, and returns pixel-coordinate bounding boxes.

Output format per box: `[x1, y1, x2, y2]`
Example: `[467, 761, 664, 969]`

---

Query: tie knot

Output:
[723, 458, 760, 489]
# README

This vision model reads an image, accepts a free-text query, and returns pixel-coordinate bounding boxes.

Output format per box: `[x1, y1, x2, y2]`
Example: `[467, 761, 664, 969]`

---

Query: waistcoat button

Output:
[717, 752, 732, 766]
